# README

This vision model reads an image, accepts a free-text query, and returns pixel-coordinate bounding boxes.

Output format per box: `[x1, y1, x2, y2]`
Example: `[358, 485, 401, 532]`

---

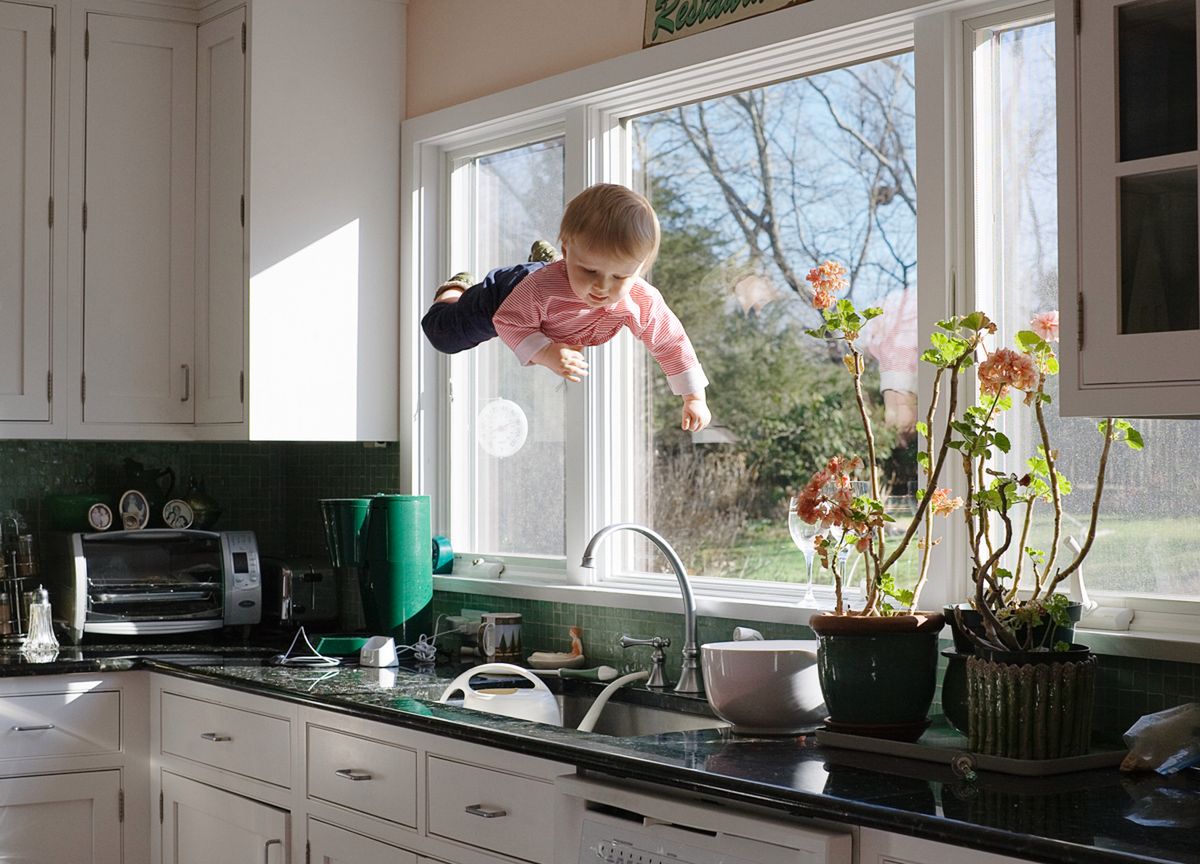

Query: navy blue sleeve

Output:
[421, 262, 546, 354]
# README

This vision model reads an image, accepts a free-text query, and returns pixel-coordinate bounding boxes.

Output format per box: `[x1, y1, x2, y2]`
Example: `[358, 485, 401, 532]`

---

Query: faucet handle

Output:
[619, 635, 671, 688]
[619, 635, 670, 650]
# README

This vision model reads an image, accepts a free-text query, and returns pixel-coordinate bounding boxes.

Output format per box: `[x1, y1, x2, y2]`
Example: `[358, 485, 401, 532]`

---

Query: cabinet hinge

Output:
[49, 24, 55, 57]
[82, 201, 87, 233]
[81, 371, 86, 404]
[48, 195, 53, 229]
[118, 789, 124, 823]
[1076, 292, 1085, 351]
[240, 194, 245, 227]
[159, 790, 163, 824]
[241, 21, 246, 53]
[239, 370, 245, 404]
[47, 370, 52, 402]
[1074, 0, 1081, 35]
[84, 27, 89, 61]
[305, 840, 310, 864]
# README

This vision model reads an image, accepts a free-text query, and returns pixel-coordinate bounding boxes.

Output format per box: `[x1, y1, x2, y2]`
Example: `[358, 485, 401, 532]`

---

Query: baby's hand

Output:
[681, 394, 711, 432]
[533, 342, 588, 383]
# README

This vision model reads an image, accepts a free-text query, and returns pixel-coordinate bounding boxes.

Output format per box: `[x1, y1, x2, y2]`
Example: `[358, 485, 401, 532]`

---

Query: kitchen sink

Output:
[555, 693, 729, 737]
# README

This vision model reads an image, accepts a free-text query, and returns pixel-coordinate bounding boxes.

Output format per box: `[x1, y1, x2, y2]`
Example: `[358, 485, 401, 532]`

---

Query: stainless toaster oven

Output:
[52, 529, 261, 643]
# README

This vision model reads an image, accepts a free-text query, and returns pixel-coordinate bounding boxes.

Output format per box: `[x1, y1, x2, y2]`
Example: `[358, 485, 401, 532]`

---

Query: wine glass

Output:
[787, 496, 820, 606]
[827, 480, 871, 586]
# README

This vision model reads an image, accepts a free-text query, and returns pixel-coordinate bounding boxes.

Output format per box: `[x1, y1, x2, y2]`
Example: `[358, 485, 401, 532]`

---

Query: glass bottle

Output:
[22, 584, 59, 655]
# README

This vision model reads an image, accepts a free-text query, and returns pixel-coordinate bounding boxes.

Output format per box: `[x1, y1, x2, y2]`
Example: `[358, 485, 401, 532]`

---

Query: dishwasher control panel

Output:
[579, 814, 798, 864]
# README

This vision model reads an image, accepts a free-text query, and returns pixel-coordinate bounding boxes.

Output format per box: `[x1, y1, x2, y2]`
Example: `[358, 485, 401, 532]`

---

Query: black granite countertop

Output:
[4, 648, 1196, 864]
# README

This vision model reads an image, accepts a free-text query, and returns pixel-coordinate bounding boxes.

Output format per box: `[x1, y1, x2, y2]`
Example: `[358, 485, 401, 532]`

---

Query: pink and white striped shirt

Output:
[492, 260, 708, 396]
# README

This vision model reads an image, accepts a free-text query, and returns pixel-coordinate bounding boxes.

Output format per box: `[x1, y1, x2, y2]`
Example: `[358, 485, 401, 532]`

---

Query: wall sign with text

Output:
[645, 0, 813, 47]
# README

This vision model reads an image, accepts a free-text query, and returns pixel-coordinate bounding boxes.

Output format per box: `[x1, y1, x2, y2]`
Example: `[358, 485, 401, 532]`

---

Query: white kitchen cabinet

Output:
[161, 771, 291, 864]
[196, 7, 248, 427]
[0, 770, 123, 864]
[308, 818, 418, 864]
[0, 671, 151, 864]
[0, 1, 54, 424]
[80, 12, 196, 426]
[858, 827, 1034, 864]
[1057, 0, 1200, 416]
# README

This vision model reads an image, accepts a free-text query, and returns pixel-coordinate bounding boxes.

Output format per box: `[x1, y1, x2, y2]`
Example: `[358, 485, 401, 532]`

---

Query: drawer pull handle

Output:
[263, 838, 282, 864]
[334, 768, 373, 781]
[465, 803, 507, 819]
[200, 732, 232, 742]
[11, 724, 55, 732]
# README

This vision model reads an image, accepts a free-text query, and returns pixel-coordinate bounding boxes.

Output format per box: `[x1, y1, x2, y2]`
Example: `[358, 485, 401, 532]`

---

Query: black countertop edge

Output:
[143, 662, 1177, 864]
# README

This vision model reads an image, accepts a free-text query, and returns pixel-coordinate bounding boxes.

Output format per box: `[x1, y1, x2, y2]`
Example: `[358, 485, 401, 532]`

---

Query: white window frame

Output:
[962, 2, 1200, 647]
[399, 0, 1200, 646]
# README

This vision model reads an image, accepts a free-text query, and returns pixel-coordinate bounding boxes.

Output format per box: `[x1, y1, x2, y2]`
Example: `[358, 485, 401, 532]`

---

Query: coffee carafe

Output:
[320, 495, 432, 642]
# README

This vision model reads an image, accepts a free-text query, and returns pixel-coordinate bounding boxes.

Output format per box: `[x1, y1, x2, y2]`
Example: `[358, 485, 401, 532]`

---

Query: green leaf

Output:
[994, 432, 1011, 453]
[1045, 355, 1059, 375]
[915, 421, 929, 437]
[1054, 640, 1071, 652]
[1016, 330, 1042, 349]
[1126, 427, 1145, 450]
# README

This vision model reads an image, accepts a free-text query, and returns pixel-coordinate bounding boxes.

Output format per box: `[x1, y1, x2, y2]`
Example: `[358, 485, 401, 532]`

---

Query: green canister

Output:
[360, 495, 433, 642]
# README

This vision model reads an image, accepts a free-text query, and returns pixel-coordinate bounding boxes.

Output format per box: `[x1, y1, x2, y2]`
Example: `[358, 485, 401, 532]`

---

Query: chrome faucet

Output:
[580, 523, 703, 695]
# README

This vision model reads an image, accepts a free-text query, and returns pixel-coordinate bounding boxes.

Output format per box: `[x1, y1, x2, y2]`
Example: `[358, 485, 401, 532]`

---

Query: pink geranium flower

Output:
[929, 487, 964, 517]
[806, 261, 849, 311]
[977, 347, 1038, 398]
[1031, 310, 1059, 343]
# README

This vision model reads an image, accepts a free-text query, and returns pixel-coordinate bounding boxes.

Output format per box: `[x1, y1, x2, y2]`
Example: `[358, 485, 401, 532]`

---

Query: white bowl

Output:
[701, 640, 826, 735]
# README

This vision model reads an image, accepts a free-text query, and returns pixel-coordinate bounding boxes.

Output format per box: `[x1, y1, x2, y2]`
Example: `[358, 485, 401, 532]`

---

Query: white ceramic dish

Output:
[438, 662, 562, 725]
[527, 651, 586, 669]
[701, 640, 826, 735]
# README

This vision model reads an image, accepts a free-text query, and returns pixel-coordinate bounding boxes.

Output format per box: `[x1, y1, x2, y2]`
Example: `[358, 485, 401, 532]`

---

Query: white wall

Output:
[405, 0, 644, 117]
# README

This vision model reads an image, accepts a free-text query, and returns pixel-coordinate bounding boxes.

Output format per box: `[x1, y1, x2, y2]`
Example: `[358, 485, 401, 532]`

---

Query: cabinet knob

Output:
[464, 803, 507, 818]
[333, 768, 372, 781]
[199, 731, 231, 742]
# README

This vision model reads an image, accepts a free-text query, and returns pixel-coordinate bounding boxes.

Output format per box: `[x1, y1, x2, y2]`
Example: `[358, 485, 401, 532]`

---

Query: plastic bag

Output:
[1121, 703, 1200, 775]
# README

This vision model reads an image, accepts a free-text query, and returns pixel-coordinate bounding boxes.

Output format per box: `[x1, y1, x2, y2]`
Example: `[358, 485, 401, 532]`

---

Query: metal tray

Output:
[816, 721, 1125, 778]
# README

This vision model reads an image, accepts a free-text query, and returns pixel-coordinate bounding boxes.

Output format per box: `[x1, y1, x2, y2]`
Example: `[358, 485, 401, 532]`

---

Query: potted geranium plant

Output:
[944, 312, 1143, 758]
[793, 262, 990, 741]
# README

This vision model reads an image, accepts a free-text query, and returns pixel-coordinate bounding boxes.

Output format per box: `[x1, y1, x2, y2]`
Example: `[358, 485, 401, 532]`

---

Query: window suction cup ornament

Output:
[475, 398, 528, 458]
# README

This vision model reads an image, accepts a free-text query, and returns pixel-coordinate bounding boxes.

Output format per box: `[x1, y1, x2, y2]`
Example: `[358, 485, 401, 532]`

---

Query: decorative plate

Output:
[162, 499, 195, 529]
[118, 489, 150, 531]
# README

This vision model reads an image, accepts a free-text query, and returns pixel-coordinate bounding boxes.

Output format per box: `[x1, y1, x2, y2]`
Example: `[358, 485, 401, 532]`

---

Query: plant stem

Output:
[1030, 371, 1061, 601]
[848, 344, 883, 613]
[1008, 499, 1034, 604]
[1047, 417, 1117, 594]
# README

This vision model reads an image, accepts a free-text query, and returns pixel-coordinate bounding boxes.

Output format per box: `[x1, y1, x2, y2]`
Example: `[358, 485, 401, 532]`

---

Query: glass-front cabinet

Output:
[1058, 0, 1200, 415]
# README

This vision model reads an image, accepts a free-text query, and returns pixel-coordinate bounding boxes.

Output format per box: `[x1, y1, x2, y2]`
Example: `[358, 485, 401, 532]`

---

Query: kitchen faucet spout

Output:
[580, 523, 703, 695]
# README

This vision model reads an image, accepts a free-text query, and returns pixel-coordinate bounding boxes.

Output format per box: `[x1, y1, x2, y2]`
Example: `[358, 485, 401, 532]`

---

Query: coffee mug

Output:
[479, 612, 522, 662]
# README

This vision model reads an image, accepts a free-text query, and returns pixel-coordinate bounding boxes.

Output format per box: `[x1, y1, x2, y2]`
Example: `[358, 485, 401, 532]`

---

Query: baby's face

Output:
[561, 242, 647, 308]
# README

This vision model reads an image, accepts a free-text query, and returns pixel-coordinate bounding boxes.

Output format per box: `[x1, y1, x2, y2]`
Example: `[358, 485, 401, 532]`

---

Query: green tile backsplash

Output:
[2, 437, 1194, 737]
[0, 439, 399, 559]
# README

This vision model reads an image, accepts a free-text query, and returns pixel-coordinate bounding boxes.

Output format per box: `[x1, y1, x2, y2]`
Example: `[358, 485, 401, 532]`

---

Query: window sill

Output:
[433, 573, 827, 629]
[434, 574, 1200, 663]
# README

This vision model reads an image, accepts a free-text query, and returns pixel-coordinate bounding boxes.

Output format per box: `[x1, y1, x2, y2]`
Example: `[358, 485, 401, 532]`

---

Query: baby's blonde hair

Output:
[559, 184, 660, 265]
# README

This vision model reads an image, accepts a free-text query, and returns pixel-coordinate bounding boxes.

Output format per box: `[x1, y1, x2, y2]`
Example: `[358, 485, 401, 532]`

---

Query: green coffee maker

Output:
[319, 494, 432, 642]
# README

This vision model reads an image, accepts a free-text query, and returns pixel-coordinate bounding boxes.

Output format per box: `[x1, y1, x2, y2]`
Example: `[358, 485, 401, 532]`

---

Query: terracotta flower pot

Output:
[809, 611, 945, 742]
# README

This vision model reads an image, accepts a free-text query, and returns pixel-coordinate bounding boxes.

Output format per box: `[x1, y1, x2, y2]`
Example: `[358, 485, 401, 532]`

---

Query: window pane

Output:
[460, 140, 565, 557]
[627, 54, 919, 591]
[979, 20, 1200, 598]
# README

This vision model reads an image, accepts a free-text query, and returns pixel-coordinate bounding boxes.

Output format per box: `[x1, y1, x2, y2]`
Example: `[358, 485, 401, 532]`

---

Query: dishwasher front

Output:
[556, 774, 853, 864]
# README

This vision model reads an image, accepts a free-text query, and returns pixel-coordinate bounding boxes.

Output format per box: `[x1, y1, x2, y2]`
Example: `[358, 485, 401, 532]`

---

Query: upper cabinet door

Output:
[1060, 0, 1200, 416]
[82, 13, 196, 425]
[0, 2, 52, 422]
[196, 8, 246, 426]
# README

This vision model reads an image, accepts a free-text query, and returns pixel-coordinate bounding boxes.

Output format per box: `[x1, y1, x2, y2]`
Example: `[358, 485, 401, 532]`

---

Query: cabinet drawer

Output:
[307, 724, 416, 827]
[427, 755, 555, 864]
[161, 691, 290, 787]
[0, 690, 121, 760]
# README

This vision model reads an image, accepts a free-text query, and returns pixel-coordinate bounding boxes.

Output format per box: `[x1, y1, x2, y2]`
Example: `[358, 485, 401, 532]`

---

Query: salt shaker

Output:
[22, 584, 59, 654]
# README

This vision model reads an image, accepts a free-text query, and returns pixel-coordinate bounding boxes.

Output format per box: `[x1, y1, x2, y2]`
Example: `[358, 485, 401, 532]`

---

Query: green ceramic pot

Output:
[810, 612, 945, 742]
[965, 645, 1097, 759]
